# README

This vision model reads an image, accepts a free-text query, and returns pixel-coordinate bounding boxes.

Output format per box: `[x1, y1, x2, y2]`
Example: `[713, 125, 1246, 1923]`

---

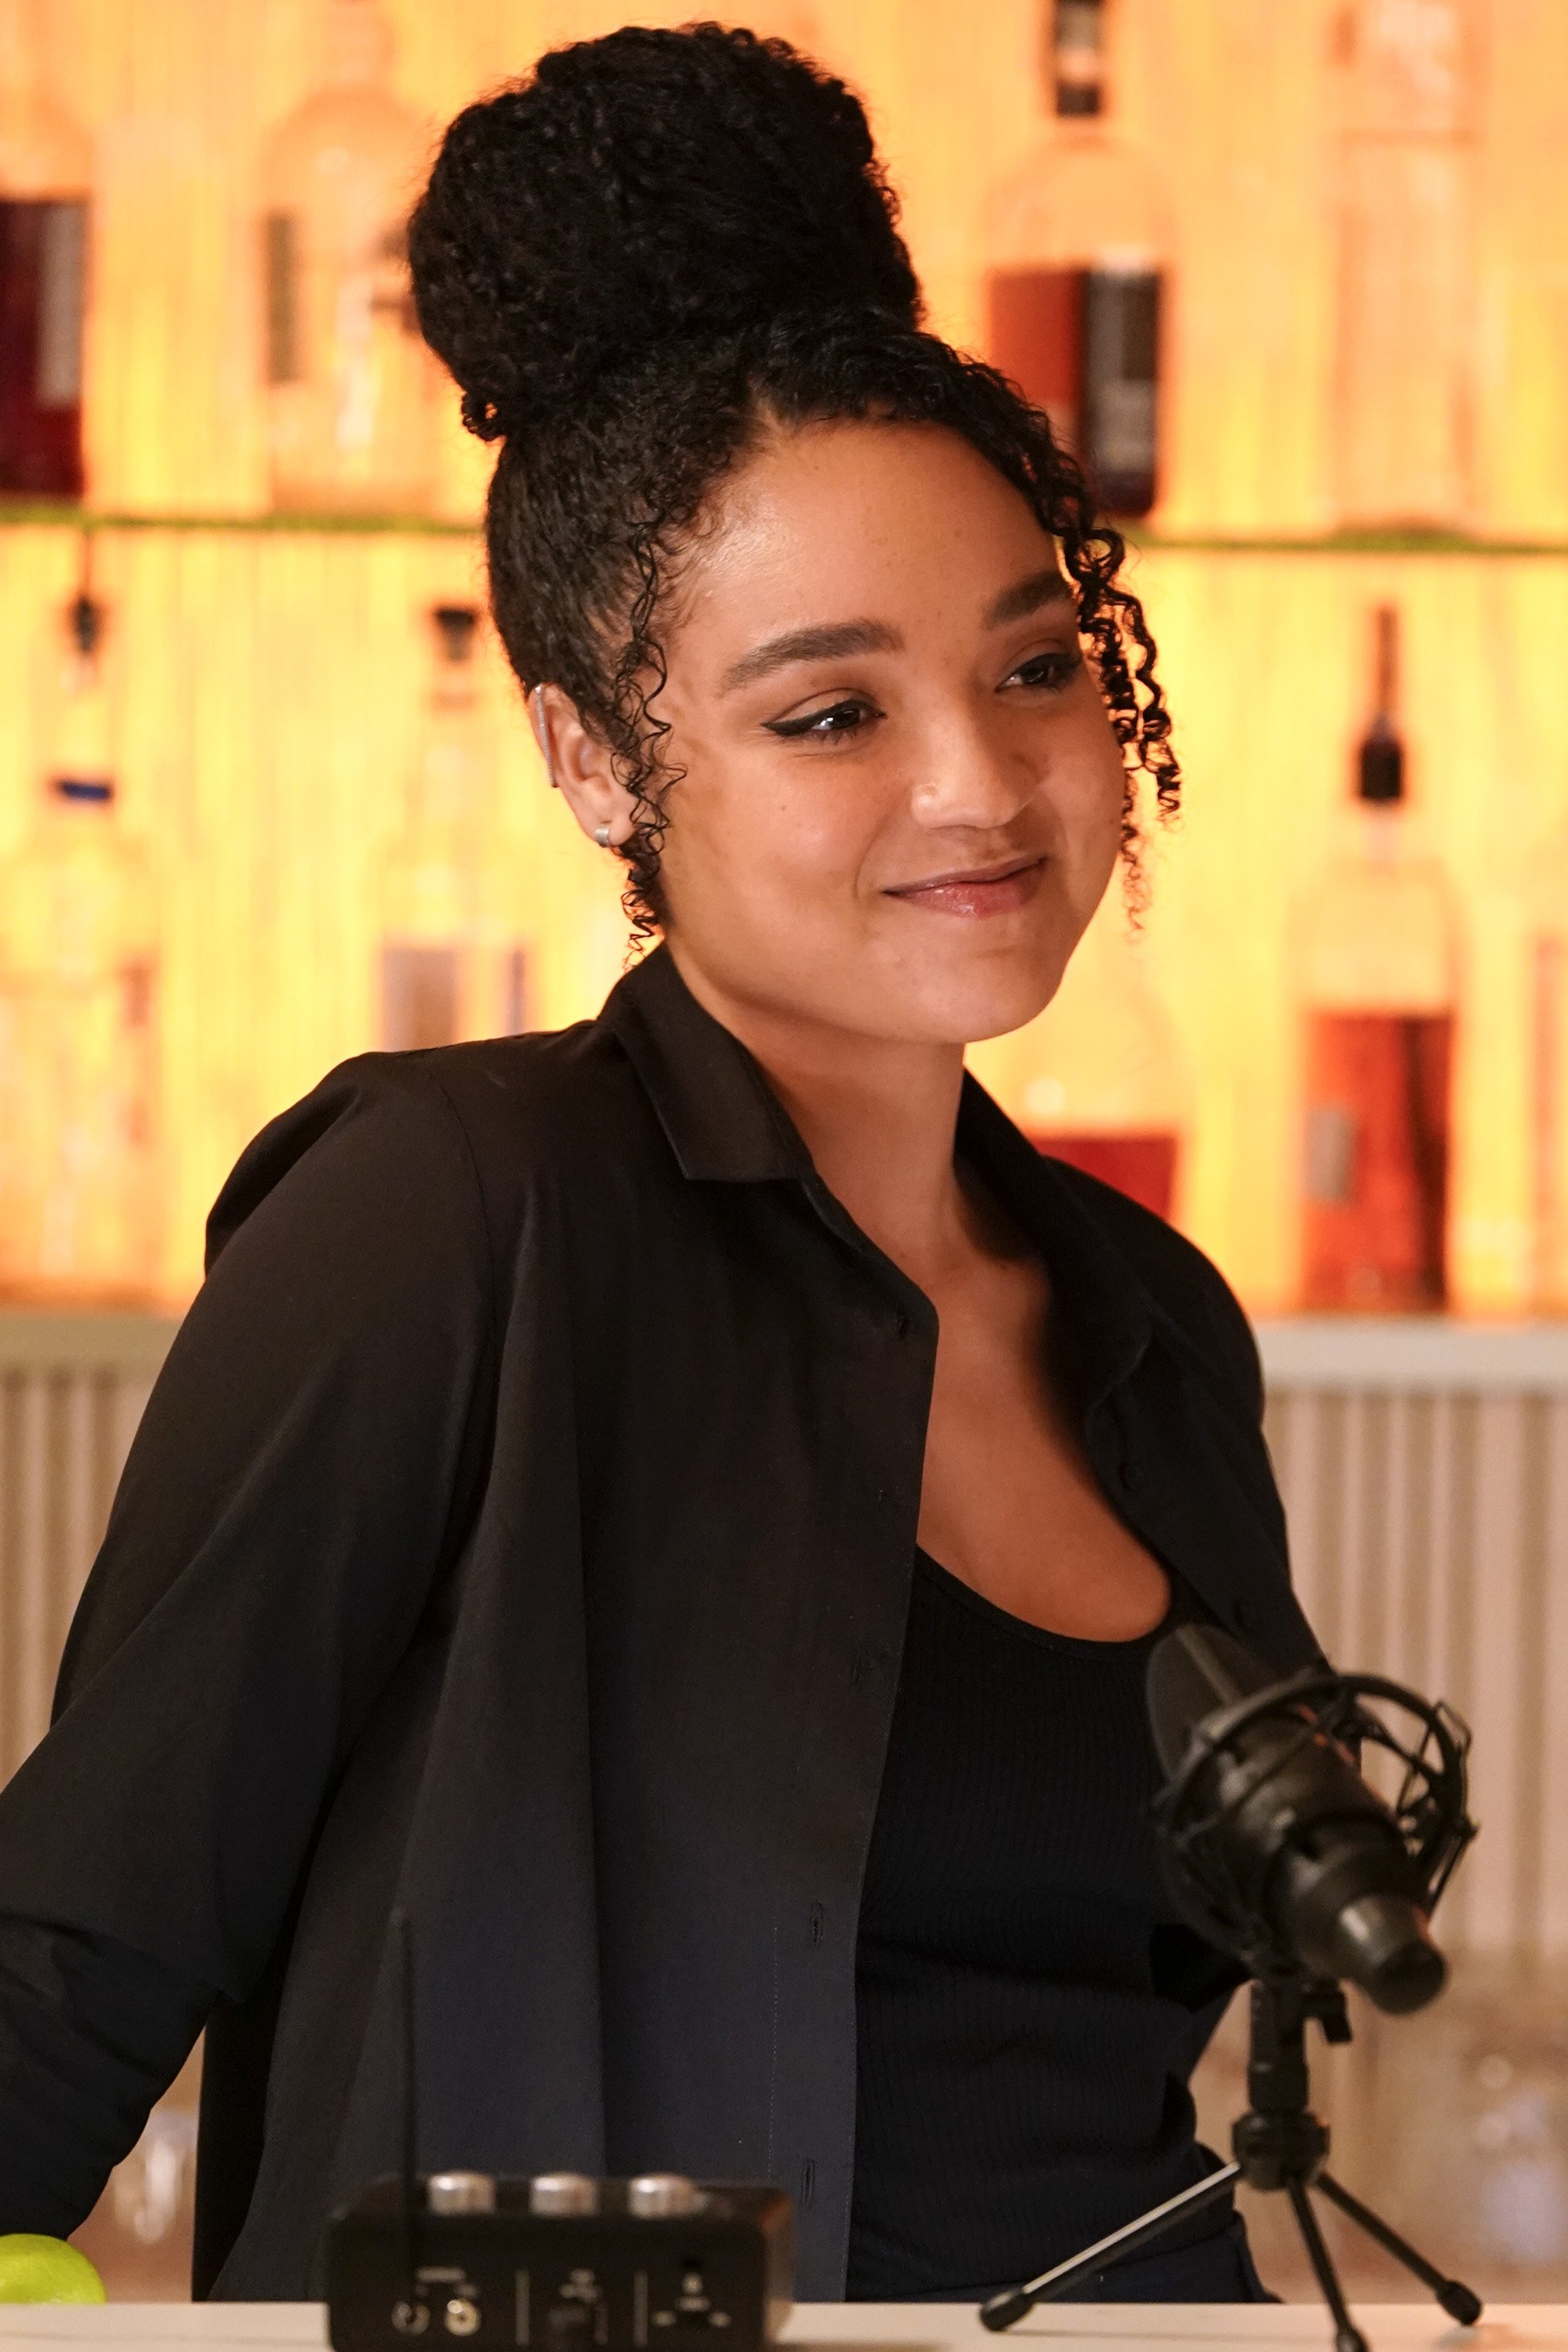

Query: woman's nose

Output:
[907, 709, 1033, 831]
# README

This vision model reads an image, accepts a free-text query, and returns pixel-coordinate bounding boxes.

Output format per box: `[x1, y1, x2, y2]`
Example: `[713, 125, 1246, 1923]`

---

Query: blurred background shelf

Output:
[9, 527, 1568, 1311]
[7, 0, 1568, 1314]
[0, 506, 477, 534]
[11, 514, 1568, 554]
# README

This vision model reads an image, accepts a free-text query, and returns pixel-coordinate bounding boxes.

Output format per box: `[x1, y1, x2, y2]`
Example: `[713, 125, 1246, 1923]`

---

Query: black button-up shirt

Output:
[0, 946, 1319, 2299]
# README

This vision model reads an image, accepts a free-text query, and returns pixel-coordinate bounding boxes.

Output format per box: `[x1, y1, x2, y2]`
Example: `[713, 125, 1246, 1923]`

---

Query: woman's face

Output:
[557, 418, 1130, 1047]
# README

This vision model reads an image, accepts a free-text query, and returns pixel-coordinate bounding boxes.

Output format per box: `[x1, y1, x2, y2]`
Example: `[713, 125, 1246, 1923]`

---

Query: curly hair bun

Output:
[408, 22, 922, 441]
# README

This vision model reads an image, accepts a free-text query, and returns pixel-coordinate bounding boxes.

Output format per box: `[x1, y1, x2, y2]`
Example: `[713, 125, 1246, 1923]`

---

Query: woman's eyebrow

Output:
[984, 566, 1073, 628]
[720, 618, 902, 694]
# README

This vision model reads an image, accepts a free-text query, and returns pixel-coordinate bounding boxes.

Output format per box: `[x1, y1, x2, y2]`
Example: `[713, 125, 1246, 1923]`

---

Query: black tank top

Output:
[846, 1548, 1260, 2303]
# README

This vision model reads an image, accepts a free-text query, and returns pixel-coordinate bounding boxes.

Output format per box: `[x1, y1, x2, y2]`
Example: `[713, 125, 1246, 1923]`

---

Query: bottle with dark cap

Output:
[1298, 604, 1459, 1309]
[981, 0, 1168, 517]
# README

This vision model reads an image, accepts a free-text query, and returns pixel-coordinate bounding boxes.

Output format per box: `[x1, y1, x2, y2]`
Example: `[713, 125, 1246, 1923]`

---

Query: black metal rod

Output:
[1316, 2170, 1483, 2326]
[978, 2163, 1242, 2330]
[1287, 2181, 1368, 2352]
[394, 1907, 419, 2290]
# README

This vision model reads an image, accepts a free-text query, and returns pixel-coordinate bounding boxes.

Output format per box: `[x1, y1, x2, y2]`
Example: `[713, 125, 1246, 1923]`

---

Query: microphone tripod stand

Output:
[979, 1972, 1483, 2352]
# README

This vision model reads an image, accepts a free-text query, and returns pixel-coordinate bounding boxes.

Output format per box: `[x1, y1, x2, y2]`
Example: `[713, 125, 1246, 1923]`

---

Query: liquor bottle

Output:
[0, 0, 89, 500]
[0, 589, 160, 1301]
[1298, 607, 1458, 1311]
[260, 0, 434, 516]
[1330, 0, 1479, 528]
[982, 0, 1167, 517]
[377, 604, 530, 1051]
[1527, 821, 1568, 1314]
[968, 899, 1188, 1220]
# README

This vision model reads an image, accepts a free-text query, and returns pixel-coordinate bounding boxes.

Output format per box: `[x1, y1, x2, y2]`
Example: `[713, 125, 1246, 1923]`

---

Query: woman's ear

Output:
[529, 684, 639, 850]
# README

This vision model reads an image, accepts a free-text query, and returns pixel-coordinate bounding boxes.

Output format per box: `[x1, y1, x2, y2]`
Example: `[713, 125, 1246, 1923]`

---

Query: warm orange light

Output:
[1, 1, 1566, 1312]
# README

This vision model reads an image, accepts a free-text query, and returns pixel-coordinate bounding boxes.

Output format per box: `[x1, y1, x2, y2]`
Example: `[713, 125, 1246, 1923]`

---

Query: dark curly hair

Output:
[409, 21, 1179, 938]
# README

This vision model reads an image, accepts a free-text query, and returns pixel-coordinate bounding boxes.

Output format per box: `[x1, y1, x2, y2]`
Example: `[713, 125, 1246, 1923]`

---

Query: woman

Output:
[0, 24, 1318, 2307]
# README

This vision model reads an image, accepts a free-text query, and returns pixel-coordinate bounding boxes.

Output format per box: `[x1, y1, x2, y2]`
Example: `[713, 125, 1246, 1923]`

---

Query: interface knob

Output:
[426, 2172, 496, 2216]
[627, 2175, 702, 2219]
[530, 2173, 600, 2216]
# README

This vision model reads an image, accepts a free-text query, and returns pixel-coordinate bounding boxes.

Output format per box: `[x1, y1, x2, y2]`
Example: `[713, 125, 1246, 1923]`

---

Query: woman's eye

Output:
[764, 696, 877, 742]
[1007, 648, 1082, 693]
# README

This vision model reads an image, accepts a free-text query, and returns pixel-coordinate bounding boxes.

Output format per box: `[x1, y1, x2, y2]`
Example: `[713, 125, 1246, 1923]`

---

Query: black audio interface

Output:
[325, 2171, 794, 2352]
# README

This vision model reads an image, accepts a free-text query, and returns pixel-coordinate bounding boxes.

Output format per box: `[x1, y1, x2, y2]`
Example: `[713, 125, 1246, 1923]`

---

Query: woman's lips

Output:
[885, 857, 1045, 919]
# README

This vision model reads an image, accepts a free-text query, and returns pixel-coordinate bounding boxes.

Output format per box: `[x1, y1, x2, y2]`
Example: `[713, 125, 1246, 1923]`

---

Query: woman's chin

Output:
[866, 959, 1068, 1051]
[912, 935, 1073, 1044]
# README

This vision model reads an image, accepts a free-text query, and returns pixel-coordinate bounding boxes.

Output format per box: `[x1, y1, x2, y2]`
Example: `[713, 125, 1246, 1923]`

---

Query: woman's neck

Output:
[668, 951, 979, 1286]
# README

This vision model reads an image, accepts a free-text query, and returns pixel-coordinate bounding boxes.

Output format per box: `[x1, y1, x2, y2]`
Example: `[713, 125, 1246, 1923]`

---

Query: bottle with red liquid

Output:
[0, 0, 90, 500]
[1299, 606, 1458, 1311]
[969, 900, 1188, 1221]
[982, 0, 1167, 517]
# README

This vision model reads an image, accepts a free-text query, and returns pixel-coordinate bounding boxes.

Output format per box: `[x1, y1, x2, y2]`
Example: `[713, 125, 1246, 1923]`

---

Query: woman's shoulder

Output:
[205, 1017, 653, 1276]
[1044, 1160, 1266, 1423]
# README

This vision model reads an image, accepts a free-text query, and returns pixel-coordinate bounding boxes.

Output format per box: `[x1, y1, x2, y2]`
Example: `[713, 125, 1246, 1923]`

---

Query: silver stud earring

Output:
[593, 823, 612, 848]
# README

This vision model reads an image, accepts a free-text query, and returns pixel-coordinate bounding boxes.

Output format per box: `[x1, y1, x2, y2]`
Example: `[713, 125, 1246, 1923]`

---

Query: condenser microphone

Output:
[1145, 1626, 1471, 2016]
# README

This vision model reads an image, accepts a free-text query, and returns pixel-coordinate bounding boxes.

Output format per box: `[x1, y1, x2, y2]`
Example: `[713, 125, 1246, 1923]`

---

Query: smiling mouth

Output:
[884, 853, 1045, 917]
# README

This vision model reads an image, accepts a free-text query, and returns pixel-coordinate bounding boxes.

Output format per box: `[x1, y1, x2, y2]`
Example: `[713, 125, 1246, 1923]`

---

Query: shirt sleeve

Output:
[0, 1054, 496, 2234]
[0, 1916, 211, 2236]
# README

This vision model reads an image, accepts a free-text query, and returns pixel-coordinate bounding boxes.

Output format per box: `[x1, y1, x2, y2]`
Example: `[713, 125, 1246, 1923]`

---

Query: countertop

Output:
[0, 2308, 1561, 2351]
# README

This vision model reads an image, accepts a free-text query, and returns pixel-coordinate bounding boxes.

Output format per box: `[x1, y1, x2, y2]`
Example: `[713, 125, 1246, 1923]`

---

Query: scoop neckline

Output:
[913, 1544, 1176, 1657]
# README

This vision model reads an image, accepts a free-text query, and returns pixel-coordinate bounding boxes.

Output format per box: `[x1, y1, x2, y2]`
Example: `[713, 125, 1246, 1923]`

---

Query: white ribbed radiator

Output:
[5, 1312, 1568, 1962]
[0, 1312, 178, 1787]
[1258, 1317, 1568, 1962]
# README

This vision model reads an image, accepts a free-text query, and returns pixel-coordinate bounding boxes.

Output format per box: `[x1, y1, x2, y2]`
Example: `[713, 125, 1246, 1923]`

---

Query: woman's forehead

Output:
[674, 417, 1062, 659]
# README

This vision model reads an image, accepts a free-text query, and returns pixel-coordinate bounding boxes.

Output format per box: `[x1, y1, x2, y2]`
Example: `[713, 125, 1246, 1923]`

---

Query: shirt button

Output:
[893, 1311, 911, 1341]
[1233, 1598, 1257, 1634]
[1119, 1457, 1143, 1491]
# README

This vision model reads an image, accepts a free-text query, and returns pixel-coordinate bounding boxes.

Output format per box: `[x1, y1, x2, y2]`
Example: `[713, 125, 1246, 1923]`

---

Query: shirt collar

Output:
[601, 944, 1166, 1400]
[600, 946, 808, 1184]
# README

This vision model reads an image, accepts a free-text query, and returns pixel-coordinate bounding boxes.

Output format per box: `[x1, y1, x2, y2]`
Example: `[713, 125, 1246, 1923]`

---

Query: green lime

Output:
[0, 2235, 107, 2303]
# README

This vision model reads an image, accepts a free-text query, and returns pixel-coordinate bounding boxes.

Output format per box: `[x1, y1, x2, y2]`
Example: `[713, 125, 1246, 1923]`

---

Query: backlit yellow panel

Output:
[2, 2, 1566, 1310]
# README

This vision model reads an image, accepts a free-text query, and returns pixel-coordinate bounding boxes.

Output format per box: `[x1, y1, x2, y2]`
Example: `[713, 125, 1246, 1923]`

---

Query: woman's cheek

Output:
[755, 768, 881, 889]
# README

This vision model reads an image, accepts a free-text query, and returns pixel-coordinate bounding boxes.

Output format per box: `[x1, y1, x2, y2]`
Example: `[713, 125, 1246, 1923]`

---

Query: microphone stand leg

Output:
[1287, 2180, 1368, 2352]
[1314, 2172, 1483, 2326]
[977, 2165, 1241, 2330]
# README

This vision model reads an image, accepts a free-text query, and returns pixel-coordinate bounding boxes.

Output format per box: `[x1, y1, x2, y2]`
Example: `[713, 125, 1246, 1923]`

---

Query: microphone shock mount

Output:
[982, 1657, 1483, 2352]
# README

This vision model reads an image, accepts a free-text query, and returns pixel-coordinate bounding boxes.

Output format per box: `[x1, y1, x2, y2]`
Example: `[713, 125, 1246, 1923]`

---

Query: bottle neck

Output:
[0, 0, 39, 102]
[1357, 798, 1405, 866]
[52, 649, 114, 793]
[1049, 0, 1109, 119]
[323, 0, 395, 92]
